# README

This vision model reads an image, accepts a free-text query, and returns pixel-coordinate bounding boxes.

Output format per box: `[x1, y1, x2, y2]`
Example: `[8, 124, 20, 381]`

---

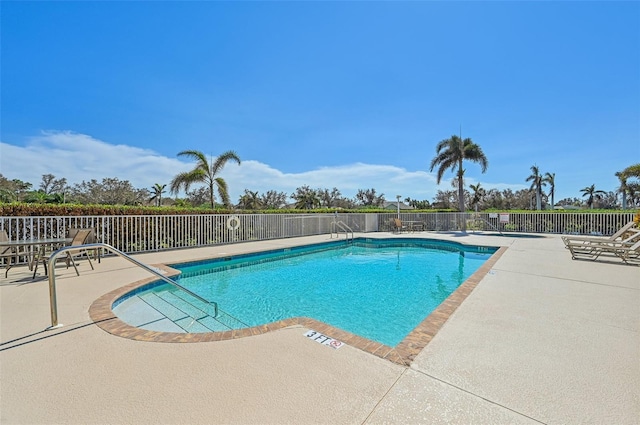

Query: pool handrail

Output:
[468, 215, 504, 236]
[46, 242, 217, 329]
[331, 220, 354, 241]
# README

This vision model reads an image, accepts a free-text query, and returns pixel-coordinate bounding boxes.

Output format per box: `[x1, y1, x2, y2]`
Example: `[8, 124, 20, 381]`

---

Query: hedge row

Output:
[0, 203, 224, 216]
[3, 202, 633, 217]
[0, 203, 407, 216]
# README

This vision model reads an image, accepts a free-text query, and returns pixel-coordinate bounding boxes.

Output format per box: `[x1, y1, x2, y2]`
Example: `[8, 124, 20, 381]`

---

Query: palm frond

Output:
[170, 169, 206, 194]
[463, 142, 488, 172]
[177, 150, 208, 166]
[211, 150, 241, 176]
[215, 177, 230, 206]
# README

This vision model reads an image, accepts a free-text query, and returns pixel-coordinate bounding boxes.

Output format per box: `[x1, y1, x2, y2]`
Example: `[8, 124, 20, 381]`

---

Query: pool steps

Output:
[115, 289, 247, 333]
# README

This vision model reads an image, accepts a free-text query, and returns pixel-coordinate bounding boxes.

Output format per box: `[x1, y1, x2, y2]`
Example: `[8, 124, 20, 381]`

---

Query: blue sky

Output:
[1, 1, 638, 204]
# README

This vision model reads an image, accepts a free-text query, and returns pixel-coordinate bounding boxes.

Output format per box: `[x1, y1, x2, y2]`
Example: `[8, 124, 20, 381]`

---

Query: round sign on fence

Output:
[227, 216, 241, 231]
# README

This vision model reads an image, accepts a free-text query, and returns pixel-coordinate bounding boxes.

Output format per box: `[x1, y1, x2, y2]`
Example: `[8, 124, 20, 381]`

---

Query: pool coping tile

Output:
[88, 245, 507, 366]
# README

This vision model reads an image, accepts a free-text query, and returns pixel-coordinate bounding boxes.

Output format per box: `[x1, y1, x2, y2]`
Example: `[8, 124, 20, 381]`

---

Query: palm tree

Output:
[238, 189, 262, 210]
[622, 164, 640, 207]
[615, 171, 628, 209]
[621, 163, 640, 179]
[580, 184, 606, 209]
[629, 184, 639, 208]
[170, 150, 241, 209]
[469, 183, 485, 212]
[149, 183, 166, 207]
[292, 187, 321, 209]
[25, 191, 49, 204]
[429, 135, 488, 212]
[526, 165, 546, 210]
[543, 172, 556, 210]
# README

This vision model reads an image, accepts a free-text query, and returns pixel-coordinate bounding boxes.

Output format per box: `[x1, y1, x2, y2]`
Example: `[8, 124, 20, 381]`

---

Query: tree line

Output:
[1, 141, 638, 211]
[0, 173, 387, 210]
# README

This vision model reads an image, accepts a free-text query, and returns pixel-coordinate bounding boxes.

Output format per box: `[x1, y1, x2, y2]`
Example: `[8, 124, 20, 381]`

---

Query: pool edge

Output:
[89, 245, 508, 367]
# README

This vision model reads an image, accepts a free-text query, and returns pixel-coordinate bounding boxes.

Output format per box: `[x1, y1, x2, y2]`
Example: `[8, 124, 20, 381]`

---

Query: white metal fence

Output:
[379, 212, 636, 235]
[0, 213, 376, 257]
[0, 212, 635, 259]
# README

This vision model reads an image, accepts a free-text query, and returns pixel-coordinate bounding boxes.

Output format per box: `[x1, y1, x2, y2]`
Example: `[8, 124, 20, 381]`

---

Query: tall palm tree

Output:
[543, 172, 556, 210]
[615, 171, 628, 209]
[149, 183, 166, 207]
[526, 165, 546, 210]
[170, 150, 241, 209]
[429, 135, 488, 212]
[580, 184, 606, 209]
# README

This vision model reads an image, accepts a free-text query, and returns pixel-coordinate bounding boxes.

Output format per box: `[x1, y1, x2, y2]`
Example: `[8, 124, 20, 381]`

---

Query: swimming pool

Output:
[113, 238, 497, 347]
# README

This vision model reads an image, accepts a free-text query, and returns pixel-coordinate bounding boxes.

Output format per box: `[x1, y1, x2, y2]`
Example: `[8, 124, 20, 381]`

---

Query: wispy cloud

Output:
[2, 131, 182, 185]
[1, 131, 525, 202]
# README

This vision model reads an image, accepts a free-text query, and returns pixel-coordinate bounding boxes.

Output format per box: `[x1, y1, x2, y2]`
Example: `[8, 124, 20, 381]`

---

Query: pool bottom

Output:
[89, 243, 506, 366]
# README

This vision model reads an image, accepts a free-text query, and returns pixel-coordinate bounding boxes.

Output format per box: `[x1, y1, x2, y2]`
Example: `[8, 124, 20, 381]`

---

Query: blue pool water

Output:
[136, 238, 494, 347]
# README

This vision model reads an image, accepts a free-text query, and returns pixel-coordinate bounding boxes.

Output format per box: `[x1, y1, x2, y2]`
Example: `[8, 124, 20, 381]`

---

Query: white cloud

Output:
[222, 162, 440, 200]
[0, 131, 524, 202]
[1, 131, 185, 190]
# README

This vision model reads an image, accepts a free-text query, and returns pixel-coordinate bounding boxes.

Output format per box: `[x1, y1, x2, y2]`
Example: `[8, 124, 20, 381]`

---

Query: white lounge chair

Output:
[612, 239, 640, 264]
[564, 231, 640, 263]
[562, 222, 639, 256]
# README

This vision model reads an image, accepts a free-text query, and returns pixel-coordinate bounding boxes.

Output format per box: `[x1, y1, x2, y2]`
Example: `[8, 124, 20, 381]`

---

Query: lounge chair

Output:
[582, 239, 640, 264]
[613, 239, 640, 264]
[562, 222, 639, 253]
[564, 231, 640, 263]
[32, 229, 95, 278]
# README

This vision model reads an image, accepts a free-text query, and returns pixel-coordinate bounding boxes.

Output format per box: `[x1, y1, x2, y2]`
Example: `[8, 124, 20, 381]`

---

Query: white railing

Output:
[0, 213, 374, 258]
[0, 212, 635, 263]
[377, 212, 636, 235]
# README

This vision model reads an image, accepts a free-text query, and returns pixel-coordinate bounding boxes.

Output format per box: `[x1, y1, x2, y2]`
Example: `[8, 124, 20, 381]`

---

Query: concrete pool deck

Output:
[1, 232, 638, 424]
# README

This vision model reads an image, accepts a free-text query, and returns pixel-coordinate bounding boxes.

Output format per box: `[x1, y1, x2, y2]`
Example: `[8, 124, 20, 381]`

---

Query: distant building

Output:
[554, 205, 581, 210]
[382, 201, 414, 210]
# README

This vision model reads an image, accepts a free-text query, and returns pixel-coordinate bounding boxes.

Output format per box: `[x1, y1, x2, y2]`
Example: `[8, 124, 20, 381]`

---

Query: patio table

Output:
[0, 238, 72, 275]
[404, 221, 425, 232]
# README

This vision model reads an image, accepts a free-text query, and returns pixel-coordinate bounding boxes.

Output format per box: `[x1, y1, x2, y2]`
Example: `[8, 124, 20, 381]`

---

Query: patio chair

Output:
[32, 228, 94, 278]
[1, 230, 18, 278]
[392, 218, 407, 233]
[67, 228, 100, 263]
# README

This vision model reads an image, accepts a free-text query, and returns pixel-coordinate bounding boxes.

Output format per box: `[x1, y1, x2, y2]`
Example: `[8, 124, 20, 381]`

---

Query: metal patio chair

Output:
[32, 229, 95, 278]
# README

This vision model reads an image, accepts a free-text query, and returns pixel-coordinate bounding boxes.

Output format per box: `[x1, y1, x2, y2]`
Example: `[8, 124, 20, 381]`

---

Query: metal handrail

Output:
[331, 221, 354, 241]
[46, 242, 217, 329]
[468, 215, 504, 236]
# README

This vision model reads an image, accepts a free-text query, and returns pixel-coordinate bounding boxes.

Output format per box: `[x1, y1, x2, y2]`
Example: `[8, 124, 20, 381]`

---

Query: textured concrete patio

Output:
[1, 232, 638, 424]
